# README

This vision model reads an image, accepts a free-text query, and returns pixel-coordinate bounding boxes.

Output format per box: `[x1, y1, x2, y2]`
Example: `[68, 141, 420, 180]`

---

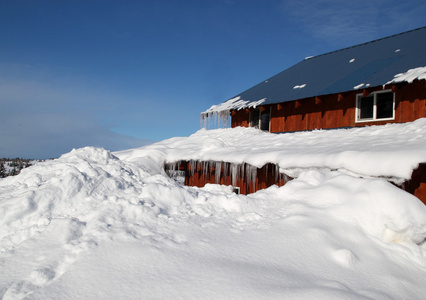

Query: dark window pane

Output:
[260, 111, 270, 131]
[250, 109, 260, 128]
[359, 95, 374, 119]
[376, 92, 394, 119]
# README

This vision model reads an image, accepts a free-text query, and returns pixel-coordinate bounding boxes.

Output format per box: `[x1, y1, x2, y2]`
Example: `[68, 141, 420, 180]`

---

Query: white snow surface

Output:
[125, 118, 426, 181]
[1, 120, 426, 299]
[386, 66, 426, 85]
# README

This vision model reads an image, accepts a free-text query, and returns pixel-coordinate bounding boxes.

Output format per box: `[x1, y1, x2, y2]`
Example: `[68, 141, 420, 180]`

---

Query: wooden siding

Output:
[404, 163, 426, 205]
[165, 161, 289, 195]
[165, 161, 426, 202]
[231, 80, 426, 132]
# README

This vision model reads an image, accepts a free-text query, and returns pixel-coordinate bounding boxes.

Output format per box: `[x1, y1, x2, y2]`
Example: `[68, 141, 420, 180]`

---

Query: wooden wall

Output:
[165, 161, 425, 203]
[165, 161, 289, 195]
[404, 163, 426, 205]
[231, 80, 426, 132]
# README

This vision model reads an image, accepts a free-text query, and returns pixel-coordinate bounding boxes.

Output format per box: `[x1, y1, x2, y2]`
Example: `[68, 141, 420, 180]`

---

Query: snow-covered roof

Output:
[118, 118, 426, 182]
[203, 27, 426, 115]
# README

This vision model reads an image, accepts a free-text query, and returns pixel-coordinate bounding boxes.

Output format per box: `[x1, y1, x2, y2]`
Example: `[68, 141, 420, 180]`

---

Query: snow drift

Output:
[1, 121, 426, 299]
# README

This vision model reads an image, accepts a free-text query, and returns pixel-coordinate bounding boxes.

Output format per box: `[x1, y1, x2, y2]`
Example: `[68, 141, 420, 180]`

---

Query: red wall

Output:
[166, 161, 289, 195]
[405, 164, 426, 205]
[231, 80, 426, 132]
[165, 161, 425, 202]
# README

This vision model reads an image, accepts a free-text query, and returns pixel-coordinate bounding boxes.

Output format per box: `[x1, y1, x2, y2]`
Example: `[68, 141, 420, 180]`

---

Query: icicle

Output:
[238, 163, 244, 186]
[231, 163, 238, 186]
[200, 110, 231, 130]
[223, 162, 229, 184]
[276, 165, 281, 184]
[244, 164, 257, 191]
[215, 161, 222, 183]
[209, 161, 214, 181]
[245, 163, 251, 190]
[240, 163, 245, 187]
[190, 160, 197, 178]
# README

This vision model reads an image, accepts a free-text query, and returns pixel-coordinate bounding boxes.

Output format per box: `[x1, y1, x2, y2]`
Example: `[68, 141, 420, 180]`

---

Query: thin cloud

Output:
[281, 0, 426, 46]
[0, 111, 153, 159]
[0, 64, 153, 159]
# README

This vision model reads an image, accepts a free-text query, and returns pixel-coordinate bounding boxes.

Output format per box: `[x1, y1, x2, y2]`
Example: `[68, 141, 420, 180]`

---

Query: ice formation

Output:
[165, 160, 287, 193]
[200, 96, 265, 129]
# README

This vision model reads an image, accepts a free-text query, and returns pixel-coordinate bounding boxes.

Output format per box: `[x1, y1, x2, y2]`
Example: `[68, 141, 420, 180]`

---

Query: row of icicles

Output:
[200, 110, 231, 130]
[165, 160, 288, 190]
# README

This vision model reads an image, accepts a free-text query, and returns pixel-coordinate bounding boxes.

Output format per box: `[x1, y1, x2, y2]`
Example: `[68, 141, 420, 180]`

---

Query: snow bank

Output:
[1, 121, 426, 299]
[283, 170, 426, 245]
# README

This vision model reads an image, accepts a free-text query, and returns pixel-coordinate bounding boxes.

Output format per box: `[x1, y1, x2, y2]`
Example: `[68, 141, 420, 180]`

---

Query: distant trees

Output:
[0, 162, 5, 178]
[0, 158, 38, 178]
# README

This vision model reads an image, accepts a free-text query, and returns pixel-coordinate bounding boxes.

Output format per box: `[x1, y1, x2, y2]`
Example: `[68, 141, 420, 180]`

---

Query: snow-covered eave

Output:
[164, 153, 424, 185]
[155, 119, 426, 182]
[200, 96, 266, 117]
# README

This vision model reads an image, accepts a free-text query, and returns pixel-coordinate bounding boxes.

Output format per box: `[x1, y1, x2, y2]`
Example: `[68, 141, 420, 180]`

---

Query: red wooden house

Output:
[169, 27, 426, 203]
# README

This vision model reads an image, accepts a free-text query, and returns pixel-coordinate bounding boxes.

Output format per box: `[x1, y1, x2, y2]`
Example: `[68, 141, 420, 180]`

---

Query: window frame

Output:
[249, 107, 271, 132]
[249, 108, 260, 128]
[355, 90, 395, 123]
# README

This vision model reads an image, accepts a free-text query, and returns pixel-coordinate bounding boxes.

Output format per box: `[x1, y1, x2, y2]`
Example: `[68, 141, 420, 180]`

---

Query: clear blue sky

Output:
[1, 0, 425, 158]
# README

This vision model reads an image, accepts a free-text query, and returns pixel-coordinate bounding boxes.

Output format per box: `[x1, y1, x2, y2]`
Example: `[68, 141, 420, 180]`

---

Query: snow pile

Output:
[1, 122, 426, 299]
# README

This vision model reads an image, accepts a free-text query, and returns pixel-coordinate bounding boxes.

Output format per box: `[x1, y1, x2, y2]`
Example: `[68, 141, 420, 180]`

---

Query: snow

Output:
[293, 83, 307, 89]
[1, 120, 426, 299]
[385, 66, 426, 85]
[125, 118, 426, 181]
[200, 96, 266, 130]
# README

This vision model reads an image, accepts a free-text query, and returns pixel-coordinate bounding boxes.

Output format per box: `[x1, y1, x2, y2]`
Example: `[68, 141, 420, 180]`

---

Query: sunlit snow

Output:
[293, 83, 307, 89]
[1, 120, 426, 299]
[386, 66, 426, 85]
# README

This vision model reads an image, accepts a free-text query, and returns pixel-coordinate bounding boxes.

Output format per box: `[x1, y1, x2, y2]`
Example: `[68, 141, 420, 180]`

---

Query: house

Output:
[166, 27, 426, 203]
[201, 26, 426, 132]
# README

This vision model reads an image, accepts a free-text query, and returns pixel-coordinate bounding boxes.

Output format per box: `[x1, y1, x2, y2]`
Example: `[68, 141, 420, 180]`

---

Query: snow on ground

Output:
[1, 120, 426, 299]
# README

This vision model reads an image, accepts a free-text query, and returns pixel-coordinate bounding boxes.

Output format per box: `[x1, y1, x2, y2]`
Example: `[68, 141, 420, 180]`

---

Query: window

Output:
[249, 109, 260, 128]
[249, 108, 271, 131]
[260, 109, 271, 131]
[356, 90, 394, 122]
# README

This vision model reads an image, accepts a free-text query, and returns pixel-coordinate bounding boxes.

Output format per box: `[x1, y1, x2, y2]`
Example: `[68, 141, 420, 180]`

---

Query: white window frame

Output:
[355, 90, 395, 123]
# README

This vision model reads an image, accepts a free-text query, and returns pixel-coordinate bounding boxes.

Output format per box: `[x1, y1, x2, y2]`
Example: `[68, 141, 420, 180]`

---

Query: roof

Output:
[203, 27, 426, 115]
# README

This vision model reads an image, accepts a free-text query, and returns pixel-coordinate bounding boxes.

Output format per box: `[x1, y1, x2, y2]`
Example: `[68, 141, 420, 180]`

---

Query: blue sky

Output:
[1, 0, 425, 158]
